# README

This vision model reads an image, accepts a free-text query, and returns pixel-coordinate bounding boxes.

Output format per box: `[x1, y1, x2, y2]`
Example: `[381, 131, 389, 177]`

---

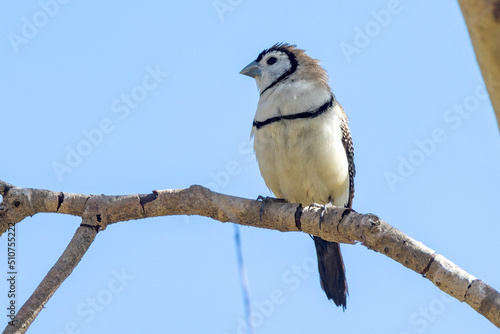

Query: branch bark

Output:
[458, 0, 500, 131]
[1, 180, 499, 331]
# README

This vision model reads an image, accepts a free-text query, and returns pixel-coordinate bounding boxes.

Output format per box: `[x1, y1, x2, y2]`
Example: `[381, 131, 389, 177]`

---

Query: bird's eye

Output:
[267, 57, 277, 65]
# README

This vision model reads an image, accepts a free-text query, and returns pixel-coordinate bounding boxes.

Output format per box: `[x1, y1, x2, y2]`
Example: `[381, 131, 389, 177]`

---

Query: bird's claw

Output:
[256, 196, 286, 220]
[257, 196, 267, 220]
[309, 203, 327, 229]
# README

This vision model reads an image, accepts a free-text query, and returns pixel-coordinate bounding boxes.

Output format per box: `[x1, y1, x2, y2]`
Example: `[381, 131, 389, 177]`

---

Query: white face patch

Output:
[255, 51, 292, 93]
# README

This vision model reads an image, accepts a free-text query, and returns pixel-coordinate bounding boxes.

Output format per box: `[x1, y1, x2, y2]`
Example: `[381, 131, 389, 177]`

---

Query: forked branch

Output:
[0, 180, 499, 332]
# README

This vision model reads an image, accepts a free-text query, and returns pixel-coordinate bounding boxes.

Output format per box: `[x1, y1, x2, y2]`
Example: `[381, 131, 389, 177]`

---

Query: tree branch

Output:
[1, 180, 499, 330]
[3, 223, 98, 334]
[458, 0, 500, 131]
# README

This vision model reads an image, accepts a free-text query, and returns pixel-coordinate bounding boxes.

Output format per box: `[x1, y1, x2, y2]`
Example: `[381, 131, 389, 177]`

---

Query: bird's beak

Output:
[240, 61, 261, 78]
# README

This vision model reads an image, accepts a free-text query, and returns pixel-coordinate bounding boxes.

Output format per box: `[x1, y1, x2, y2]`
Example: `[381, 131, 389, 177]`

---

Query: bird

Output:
[240, 43, 355, 309]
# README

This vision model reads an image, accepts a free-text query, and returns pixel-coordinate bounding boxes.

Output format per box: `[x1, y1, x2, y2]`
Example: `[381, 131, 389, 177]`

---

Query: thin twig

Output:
[233, 224, 255, 334]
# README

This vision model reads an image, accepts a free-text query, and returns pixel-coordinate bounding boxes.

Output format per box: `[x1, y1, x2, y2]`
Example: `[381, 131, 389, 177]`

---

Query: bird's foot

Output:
[256, 196, 286, 220]
[308, 203, 334, 229]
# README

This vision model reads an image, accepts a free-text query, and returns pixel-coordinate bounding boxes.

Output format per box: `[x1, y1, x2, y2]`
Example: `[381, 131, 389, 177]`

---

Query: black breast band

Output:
[253, 95, 334, 130]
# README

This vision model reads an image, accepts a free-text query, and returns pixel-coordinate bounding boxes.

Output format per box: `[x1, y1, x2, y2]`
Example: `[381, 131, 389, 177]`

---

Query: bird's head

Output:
[240, 43, 328, 95]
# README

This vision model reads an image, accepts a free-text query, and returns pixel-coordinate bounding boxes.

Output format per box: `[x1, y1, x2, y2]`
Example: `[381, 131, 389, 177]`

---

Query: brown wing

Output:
[339, 106, 355, 209]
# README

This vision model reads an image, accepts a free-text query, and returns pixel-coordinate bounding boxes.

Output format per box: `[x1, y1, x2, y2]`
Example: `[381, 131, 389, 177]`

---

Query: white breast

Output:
[252, 84, 350, 207]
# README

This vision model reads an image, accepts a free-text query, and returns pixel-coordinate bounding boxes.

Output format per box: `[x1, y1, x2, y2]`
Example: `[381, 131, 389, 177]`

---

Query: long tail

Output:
[313, 237, 348, 310]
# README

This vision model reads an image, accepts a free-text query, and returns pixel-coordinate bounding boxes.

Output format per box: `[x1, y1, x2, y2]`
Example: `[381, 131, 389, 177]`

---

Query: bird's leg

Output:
[256, 196, 286, 220]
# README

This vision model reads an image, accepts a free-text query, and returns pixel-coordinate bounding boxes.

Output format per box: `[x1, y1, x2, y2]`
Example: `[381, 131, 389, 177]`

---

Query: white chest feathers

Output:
[252, 92, 350, 207]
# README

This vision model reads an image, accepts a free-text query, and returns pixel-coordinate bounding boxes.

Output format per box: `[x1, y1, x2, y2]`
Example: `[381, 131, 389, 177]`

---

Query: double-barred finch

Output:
[240, 43, 355, 309]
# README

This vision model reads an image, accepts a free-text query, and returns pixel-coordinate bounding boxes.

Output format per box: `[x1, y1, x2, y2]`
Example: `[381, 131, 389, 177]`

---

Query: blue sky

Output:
[1, 1, 500, 333]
